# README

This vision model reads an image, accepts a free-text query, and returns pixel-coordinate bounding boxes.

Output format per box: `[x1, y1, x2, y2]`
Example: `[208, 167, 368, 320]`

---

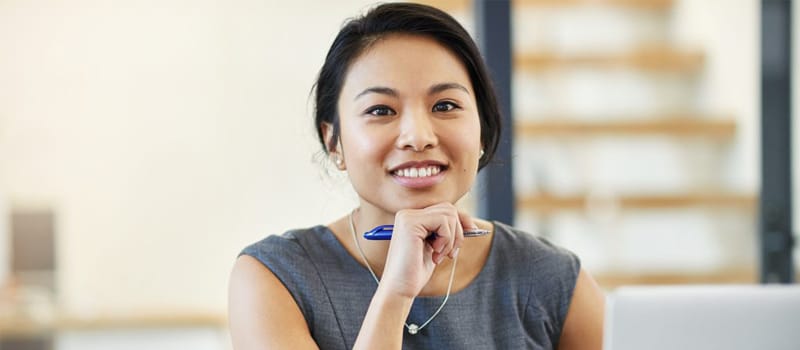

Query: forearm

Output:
[353, 285, 414, 349]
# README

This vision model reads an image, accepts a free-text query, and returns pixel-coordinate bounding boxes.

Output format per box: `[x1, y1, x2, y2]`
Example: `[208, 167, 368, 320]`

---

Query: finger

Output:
[449, 214, 464, 259]
[424, 241, 437, 266]
[431, 216, 451, 254]
[427, 204, 463, 260]
[397, 210, 440, 242]
[450, 210, 475, 258]
[433, 217, 455, 264]
[432, 210, 458, 261]
[443, 213, 459, 259]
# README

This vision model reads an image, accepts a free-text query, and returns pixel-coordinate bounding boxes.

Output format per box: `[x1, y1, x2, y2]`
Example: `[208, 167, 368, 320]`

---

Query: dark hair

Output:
[312, 2, 501, 170]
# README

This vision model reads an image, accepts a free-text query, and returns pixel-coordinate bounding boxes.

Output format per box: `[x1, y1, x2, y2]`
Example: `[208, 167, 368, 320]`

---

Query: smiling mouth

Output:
[391, 165, 446, 178]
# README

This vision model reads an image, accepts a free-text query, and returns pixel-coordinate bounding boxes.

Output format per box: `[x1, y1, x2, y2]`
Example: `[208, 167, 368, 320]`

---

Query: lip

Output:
[388, 160, 448, 189]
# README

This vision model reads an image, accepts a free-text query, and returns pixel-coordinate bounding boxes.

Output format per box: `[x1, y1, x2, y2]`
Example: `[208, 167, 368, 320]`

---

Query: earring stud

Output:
[332, 155, 344, 169]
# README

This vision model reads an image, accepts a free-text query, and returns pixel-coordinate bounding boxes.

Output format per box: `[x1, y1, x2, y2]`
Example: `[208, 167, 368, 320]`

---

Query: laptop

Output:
[604, 285, 800, 350]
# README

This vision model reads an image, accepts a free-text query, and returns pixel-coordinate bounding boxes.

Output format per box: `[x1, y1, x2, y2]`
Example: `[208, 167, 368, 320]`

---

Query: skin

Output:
[228, 34, 605, 349]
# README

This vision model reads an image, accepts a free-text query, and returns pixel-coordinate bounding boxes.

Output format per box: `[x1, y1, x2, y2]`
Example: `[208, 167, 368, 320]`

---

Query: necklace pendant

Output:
[407, 324, 419, 335]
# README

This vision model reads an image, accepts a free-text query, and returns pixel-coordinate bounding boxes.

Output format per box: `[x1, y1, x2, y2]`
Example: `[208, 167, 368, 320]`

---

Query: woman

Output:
[229, 3, 604, 349]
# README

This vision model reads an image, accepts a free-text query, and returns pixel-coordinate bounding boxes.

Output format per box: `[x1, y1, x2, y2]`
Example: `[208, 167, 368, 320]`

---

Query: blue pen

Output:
[364, 225, 490, 240]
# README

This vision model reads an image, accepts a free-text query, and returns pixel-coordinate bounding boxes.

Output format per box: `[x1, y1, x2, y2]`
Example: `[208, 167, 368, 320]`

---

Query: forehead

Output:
[340, 34, 473, 98]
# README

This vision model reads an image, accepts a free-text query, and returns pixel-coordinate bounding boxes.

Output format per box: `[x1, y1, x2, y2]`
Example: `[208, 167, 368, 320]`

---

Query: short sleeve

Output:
[238, 232, 323, 328]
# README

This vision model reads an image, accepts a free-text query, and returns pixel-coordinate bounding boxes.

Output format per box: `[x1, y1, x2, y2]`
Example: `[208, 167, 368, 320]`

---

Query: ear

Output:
[320, 122, 337, 154]
[321, 122, 346, 170]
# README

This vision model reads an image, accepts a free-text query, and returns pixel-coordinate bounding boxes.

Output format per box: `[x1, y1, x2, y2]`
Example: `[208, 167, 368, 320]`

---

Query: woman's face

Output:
[334, 34, 482, 215]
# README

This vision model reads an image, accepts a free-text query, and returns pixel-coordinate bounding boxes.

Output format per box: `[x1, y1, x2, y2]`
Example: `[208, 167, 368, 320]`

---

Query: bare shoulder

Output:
[228, 255, 320, 350]
[558, 268, 605, 350]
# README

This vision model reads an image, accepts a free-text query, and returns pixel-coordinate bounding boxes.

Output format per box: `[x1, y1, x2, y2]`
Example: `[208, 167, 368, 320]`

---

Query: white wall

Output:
[0, 0, 379, 316]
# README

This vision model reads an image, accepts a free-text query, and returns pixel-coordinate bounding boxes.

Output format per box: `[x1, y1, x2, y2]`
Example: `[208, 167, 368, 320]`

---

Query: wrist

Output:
[374, 282, 416, 307]
[354, 282, 414, 349]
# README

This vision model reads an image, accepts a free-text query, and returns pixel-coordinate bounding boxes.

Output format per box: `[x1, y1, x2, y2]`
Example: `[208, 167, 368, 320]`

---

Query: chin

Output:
[385, 190, 466, 211]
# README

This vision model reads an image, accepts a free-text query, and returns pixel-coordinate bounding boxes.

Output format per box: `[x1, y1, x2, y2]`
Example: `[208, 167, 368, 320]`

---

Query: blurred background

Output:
[0, 0, 797, 349]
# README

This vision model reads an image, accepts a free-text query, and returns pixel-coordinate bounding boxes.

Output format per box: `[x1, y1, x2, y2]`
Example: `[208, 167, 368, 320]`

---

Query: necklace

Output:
[348, 209, 458, 335]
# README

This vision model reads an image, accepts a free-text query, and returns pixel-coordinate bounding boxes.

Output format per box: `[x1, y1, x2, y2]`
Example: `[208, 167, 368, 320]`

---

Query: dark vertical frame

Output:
[475, 0, 515, 224]
[760, 0, 794, 283]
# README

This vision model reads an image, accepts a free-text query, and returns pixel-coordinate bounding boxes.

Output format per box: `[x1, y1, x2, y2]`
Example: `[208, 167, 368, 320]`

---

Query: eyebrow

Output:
[354, 82, 470, 100]
[428, 82, 469, 96]
[355, 86, 398, 100]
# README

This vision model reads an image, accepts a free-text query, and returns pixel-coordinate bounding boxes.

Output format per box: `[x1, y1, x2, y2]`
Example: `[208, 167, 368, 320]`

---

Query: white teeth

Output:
[393, 166, 443, 178]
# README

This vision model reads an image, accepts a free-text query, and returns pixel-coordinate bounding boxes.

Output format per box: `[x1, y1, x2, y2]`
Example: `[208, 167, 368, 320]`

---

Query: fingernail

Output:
[452, 248, 460, 259]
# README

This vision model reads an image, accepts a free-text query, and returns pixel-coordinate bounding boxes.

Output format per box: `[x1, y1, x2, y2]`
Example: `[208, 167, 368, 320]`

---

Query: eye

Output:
[432, 101, 460, 112]
[365, 105, 396, 117]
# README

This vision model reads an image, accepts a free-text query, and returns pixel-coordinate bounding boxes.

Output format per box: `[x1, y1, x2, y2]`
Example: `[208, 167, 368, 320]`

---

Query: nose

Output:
[395, 108, 438, 152]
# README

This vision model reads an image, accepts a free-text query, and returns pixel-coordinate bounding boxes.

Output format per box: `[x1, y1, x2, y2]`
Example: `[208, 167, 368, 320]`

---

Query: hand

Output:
[377, 202, 478, 299]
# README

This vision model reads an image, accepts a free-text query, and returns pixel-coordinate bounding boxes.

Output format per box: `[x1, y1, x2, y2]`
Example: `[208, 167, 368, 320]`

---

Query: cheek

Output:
[341, 125, 390, 166]
[443, 132, 481, 173]
[456, 119, 482, 154]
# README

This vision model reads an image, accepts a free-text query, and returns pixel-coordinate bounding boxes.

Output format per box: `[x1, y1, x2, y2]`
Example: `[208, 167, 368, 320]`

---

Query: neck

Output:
[355, 198, 397, 224]
[350, 203, 392, 270]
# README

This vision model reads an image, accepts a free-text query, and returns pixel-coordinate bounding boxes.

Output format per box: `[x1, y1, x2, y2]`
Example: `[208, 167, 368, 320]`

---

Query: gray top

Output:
[240, 221, 580, 349]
